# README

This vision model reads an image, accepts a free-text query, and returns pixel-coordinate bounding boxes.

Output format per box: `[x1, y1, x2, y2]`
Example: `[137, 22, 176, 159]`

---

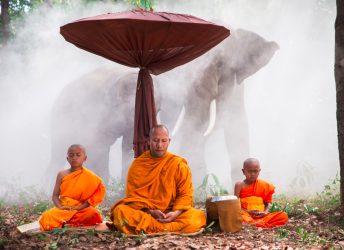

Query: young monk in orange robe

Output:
[39, 144, 105, 231]
[110, 125, 206, 235]
[234, 158, 288, 228]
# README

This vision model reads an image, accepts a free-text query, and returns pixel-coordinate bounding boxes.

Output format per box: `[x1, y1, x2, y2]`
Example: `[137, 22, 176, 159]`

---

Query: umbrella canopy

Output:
[60, 10, 230, 157]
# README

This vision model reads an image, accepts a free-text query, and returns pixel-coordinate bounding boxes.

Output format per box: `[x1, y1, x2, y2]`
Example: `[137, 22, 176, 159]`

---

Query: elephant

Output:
[48, 67, 162, 187]
[170, 29, 279, 186]
[48, 28, 278, 189]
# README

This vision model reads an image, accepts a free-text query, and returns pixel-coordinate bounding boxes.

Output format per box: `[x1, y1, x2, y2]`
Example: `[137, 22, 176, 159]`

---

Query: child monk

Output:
[39, 144, 106, 231]
[234, 158, 288, 228]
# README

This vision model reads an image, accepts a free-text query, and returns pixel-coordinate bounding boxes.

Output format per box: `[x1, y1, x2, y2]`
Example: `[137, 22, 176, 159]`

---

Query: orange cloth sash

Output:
[111, 151, 206, 234]
[239, 179, 288, 228]
[240, 196, 265, 211]
[39, 167, 105, 231]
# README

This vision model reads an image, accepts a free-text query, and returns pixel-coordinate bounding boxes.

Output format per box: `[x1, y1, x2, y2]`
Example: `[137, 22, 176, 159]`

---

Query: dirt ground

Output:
[1, 202, 344, 250]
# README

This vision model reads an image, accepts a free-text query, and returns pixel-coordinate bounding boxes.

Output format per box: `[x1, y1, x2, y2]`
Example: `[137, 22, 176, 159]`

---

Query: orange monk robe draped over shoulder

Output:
[239, 179, 288, 228]
[110, 151, 206, 235]
[39, 167, 105, 231]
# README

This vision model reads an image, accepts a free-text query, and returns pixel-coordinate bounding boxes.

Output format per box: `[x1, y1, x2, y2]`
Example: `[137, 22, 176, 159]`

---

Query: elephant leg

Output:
[176, 123, 208, 188]
[121, 135, 134, 182]
[84, 143, 110, 185]
[185, 134, 207, 188]
[222, 114, 250, 188]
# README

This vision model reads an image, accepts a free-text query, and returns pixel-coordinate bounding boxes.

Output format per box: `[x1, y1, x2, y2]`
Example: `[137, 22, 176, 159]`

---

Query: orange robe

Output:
[111, 151, 206, 235]
[240, 179, 288, 228]
[39, 167, 105, 231]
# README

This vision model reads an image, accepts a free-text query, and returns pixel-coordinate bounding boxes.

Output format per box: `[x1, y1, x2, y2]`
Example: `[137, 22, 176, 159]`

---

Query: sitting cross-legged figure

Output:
[234, 158, 288, 228]
[39, 144, 105, 231]
[110, 124, 206, 235]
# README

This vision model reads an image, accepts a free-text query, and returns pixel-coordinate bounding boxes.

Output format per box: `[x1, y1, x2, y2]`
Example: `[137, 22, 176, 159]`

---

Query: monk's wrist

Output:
[142, 208, 151, 214]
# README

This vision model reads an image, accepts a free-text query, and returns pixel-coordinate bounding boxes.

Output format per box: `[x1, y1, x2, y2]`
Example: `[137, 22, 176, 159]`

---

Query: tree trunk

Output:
[0, 0, 10, 46]
[335, 0, 344, 211]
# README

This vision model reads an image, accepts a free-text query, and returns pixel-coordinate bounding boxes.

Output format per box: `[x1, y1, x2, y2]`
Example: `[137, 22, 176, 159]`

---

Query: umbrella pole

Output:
[133, 68, 158, 157]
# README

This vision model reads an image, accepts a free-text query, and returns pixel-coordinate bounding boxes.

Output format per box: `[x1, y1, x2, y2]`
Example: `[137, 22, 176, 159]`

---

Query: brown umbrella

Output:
[60, 10, 230, 157]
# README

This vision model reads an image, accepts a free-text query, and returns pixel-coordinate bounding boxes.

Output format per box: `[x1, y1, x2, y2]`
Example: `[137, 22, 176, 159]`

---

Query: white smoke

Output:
[157, 0, 337, 194]
[0, 0, 338, 198]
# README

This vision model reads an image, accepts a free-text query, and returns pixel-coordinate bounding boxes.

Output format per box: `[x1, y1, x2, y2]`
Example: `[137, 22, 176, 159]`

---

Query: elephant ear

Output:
[231, 29, 279, 84]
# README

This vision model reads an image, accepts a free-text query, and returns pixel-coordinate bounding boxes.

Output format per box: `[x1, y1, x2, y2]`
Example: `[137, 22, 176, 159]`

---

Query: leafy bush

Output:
[195, 173, 229, 204]
[310, 174, 340, 211]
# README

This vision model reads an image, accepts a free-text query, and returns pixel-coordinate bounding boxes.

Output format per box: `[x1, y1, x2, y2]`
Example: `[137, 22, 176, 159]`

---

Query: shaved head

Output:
[149, 124, 170, 139]
[243, 158, 260, 168]
[149, 124, 170, 158]
[67, 144, 86, 154]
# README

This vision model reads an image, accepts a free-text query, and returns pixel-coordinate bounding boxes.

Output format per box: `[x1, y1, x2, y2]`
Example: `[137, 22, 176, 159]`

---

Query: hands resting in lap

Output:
[143, 209, 183, 223]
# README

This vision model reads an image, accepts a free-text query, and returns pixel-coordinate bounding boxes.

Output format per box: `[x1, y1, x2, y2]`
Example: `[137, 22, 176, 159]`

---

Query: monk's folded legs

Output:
[68, 207, 102, 227]
[113, 204, 166, 234]
[168, 208, 206, 233]
[242, 210, 288, 228]
[113, 204, 206, 234]
[39, 207, 102, 231]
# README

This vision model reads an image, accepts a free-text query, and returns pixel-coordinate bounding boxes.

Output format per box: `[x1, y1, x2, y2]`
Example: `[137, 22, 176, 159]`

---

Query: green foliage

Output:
[49, 241, 58, 250]
[86, 229, 96, 236]
[128, 0, 154, 10]
[134, 230, 147, 245]
[112, 230, 122, 238]
[195, 173, 229, 204]
[310, 174, 340, 211]
[104, 177, 125, 206]
[276, 228, 288, 240]
[0, 238, 7, 247]
[119, 233, 128, 242]
[296, 227, 327, 246]
[36, 233, 47, 241]
[204, 220, 215, 233]
[0, 198, 4, 208]
[269, 201, 292, 215]
[0, 0, 123, 45]
[70, 237, 79, 246]
[0, 181, 50, 205]
[31, 200, 51, 214]
[303, 204, 319, 215]
[51, 224, 69, 235]
[273, 175, 340, 219]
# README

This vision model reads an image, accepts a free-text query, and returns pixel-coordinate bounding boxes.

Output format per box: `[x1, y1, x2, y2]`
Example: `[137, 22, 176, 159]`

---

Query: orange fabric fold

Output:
[39, 167, 105, 231]
[239, 179, 288, 228]
[111, 151, 206, 234]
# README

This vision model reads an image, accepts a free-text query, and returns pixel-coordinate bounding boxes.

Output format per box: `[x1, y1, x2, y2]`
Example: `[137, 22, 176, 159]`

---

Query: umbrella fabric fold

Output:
[134, 68, 157, 157]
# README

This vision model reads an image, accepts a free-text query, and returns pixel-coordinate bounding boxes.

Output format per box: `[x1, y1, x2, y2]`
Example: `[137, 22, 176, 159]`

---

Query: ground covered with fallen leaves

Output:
[1, 199, 344, 250]
[0, 176, 342, 249]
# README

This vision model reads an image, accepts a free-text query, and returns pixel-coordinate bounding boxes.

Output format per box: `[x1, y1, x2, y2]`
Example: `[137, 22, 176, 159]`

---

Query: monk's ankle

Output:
[105, 222, 118, 231]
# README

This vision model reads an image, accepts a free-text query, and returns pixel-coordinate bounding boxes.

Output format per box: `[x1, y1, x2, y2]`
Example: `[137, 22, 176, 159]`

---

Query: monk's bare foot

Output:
[94, 222, 112, 231]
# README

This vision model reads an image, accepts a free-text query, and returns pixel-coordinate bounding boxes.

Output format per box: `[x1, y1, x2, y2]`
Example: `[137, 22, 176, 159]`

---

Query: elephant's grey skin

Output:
[48, 68, 161, 185]
[173, 29, 279, 186]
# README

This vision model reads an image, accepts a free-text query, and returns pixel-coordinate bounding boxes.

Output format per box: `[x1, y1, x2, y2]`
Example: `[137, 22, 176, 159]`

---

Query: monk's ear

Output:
[84, 155, 87, 161]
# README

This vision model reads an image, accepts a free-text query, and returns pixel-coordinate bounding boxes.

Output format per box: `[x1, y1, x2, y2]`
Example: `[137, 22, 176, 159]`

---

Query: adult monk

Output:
[234, 158, 288, 228]
[39, 144, 105, 231]
[110, 125, 206, 235]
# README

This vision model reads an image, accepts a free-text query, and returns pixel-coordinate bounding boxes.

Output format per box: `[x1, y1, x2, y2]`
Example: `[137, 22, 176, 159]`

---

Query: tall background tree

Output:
[0, 0, 10, 46]
[0, 0, 122, 47]
[335, 0, 344, 210]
